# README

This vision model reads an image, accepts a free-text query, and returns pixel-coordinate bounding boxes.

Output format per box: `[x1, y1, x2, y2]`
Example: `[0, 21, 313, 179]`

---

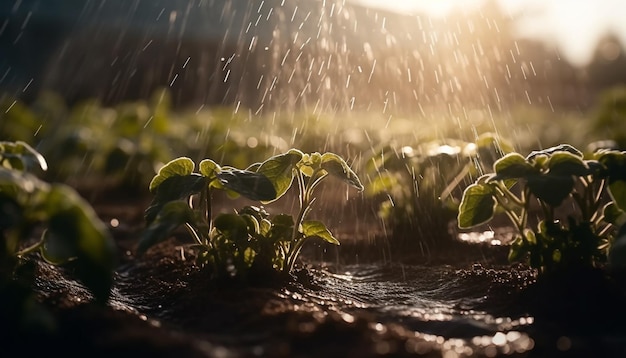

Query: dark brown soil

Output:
[3, 194, 626, 358]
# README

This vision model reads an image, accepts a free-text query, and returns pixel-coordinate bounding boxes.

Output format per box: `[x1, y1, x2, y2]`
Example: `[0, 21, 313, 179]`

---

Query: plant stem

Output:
[285, 169, 325, 273]
[201, 184, 212, 232]
[493, 190, 523, 230]
[495, 182, 524, 207]
[16, 238, 45, 257]
[285, 171, 307, 272]
[184, 223, 204, 246]
[440, 164, 470, 201]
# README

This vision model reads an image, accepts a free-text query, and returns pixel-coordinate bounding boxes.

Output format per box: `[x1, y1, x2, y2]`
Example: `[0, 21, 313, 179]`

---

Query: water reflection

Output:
[291, 264, 535, 356]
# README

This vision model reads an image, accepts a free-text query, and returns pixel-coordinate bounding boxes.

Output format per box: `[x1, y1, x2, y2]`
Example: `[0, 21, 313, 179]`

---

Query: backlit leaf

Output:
[526, 144, 582, 161]
[457, 183, 496, 228]
[216, 169, 277, 201]
[145, 174, 206, 223]
[301, 220, 339, 245]
[492, 153, 536, 180]
[547, 152, 591, 176]
[609, 180, 626, 212]
[320, 152, 364, 191]
[256, 149, 303, 202]
[0, 141, 48, 172]
[602, 203, 624, 225]
[149, 157, 195, 193]
[199, 159, 221, 179]
[598, 151, 626, 210]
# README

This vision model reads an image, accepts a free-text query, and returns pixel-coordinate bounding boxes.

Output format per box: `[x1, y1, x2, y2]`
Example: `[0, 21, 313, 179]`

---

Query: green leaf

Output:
[603, 203, 625, 225]
[269, 214, 295, 242]
[508, 235, 528, 262]
[365, 174, 397, 197]
[145, 174, 206, 223]
[547, 152, 591, 176]
[243, 247, 256, 266]
[320, 152, 364, 191]
[0, 141, 48, 172]
[42, 185, 116, 303]
[609, 180, 626, 212]
[526, 144, 583, 161]
[301, 220, 339, 245]
[40, 230, 76, 265]
[457, 183, 497, 228]
[216, 169, 277, 201]
[299, 152, 322, 177]
[492, 153, 537, 180]
[149, 157, 195, 193]
[598, 151, 626, 211]
[139, 201, 195, 254]
[259, 218, 272, 236]
[213, 213, 250, 243]
[199, 159, 221, 179]
[474, 133, 513, 167]
[241, 213, 261, 235]
[256, 149, 303, 202]
[527, 174, 574, 207]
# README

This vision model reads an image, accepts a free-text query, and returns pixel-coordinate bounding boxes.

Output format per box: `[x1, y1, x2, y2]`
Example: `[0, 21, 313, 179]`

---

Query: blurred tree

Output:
[587, 32, 626, 89]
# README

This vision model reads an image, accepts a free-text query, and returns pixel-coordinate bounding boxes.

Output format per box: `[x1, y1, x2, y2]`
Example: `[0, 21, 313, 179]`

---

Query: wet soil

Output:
[3, 195, 626, 358]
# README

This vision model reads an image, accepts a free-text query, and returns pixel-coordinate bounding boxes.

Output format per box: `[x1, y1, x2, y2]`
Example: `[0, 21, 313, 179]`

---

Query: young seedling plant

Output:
[140, 149, 363, 279]
[457, 144, 626, 274]
[0, 141, 115, 303]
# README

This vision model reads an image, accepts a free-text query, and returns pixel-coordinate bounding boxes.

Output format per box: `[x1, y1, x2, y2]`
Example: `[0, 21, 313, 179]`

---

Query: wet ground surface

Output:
[21, 237, 623, 358]
[4, 199, 626, 357]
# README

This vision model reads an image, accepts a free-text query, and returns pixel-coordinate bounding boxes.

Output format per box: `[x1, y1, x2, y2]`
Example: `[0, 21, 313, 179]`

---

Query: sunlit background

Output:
[3, 0, 626, 110]
[2, 0, 626, 157]
[356, 0, 626, 66]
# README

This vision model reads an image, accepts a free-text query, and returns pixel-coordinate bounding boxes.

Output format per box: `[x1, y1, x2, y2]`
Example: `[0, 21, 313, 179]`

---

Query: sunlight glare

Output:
[354, 0, 483, 16]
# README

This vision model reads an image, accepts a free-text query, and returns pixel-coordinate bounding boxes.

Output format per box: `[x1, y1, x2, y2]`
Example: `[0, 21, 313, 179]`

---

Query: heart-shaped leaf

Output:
[199, 158, 221, 180]
[547, 152, 591, 176]
[301, 220, 339, 245]
[149, 157, 195, 193]
[492, 153, 537, 180]
[145, 174, 206, 223]
[457, 183, 497, 228]
[256, 149, 303, 202]
[320, 152, 364, 191]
